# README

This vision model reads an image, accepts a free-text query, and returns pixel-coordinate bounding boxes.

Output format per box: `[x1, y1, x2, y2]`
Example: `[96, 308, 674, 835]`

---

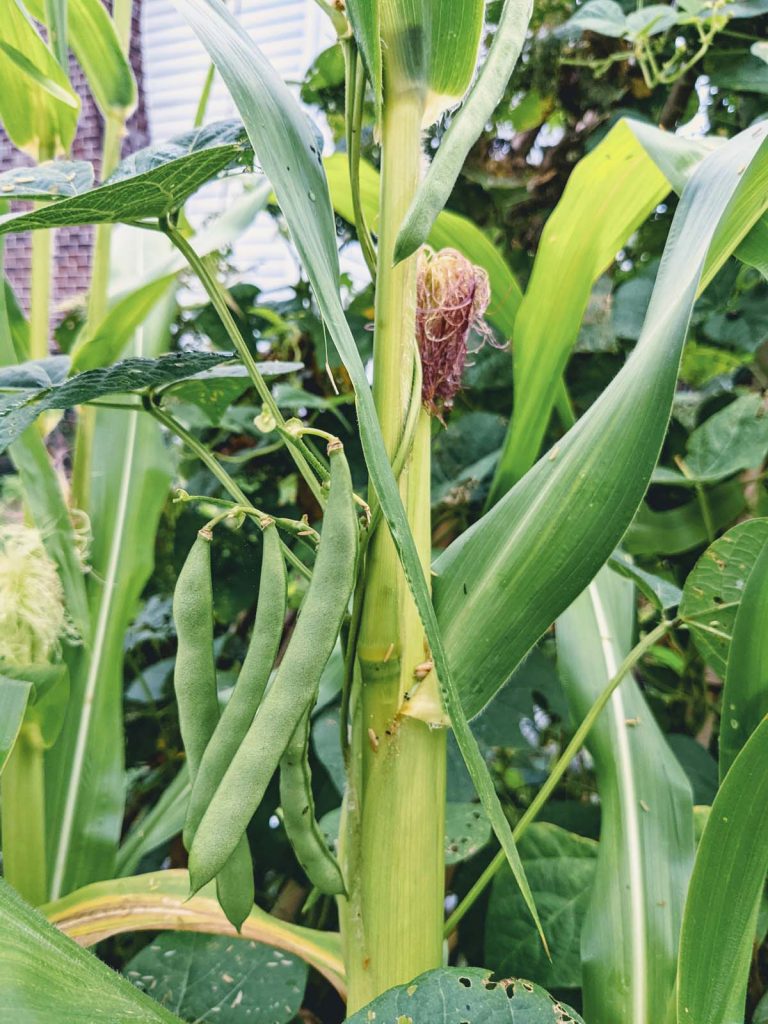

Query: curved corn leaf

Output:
[0, 121, 251, 235]
[324, 153, 522, 333]
[346, 967, 584, 1023]
[346, 0, 381, 114]
[115, 766, 190, 877]
[43, 870, 346, 998]
[24, 0, 136, 116]
[434, 125, 768, 720]
[557, 568, 694, 1024]
[0, 1, 80, 155]
[423, 0, 485, 125]
[719, 525, 768, 780]
[394, 0, 533, 263]
[0, 878, 183, 1023]
[677, 717, 768, 1024]
[173, 0, 544, 941]
[679, 518, 768, 677]
[0, 676, 32, 776]
[488, 119, 711, 500]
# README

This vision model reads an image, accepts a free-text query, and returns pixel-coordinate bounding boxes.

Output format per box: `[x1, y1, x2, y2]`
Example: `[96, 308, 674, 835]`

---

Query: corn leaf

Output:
[346, 0, 381, 114]
[324, 152, 522, 333]
[394, 0, 533, 262]
[677, 717, 768, 1024]
[24, 0, 136, 116]
[0, 0, 80, 154]
[487, 120, 719, 501]
[115, 766, 191, 877]
[45, 230, 176, 898]
[0, 878, 183, 1023]
[557, 568, 694, 1024]
[423, 0, 486, 125]
[43, 869, 346, 998]
[173, 0, 544, 940]
[0, 677, 32, 776]
[434, 125, 768, 719]
[719, 526, 768, 780]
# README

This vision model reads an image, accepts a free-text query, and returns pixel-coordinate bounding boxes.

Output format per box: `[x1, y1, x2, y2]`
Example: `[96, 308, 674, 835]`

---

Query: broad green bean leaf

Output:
[174, 0, 544, 944]
[394, 0, 533, 263]
[0, 121, 251, 235]
[625, 4, 678, 38]
[324, 153, 522, 334]
[557, 569, 694, 1024]
[43, 870, 346, 997]
[488, 119, 709, 498]
[719, 530, 768, 779]
[0, 879, 183, 1023]
[45, 278, 176, 897]
[486, 824, 597, 990]
[0, 1, 79, 154]
[623, 480, 746, 557]
[608, 551, 683, 611]
[24, 0, 136, 115]
[125, 933, 307, 1024]
[0, 161, 94, 200]
[677, 717, 768, 1024]
[116, 766, 191, 877]
[684, 392, 768, 481]
[0, 354, 69, 388]
[171, 362, 303, 425]
[435, 125, 768, 720]
[0, 352, 234, 453]
[679, 518, 768, 677]
[753, 42, 768, 64]
[709, 53, 768, 95]
[346, 0, 381, 113]
[0, 675, 32, 775]
[346, 967, 585, 1023]
[559, 0, 628, 37]
[723, 0, 768, 14]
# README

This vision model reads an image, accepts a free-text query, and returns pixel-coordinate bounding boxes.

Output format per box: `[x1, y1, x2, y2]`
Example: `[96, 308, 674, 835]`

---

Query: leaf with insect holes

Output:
[346, 967, 585, 1023]
[124, 932, 307, 1024]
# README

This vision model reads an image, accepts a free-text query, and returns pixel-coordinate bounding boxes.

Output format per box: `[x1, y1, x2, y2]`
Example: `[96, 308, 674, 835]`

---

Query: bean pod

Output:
[173, 530, 254, 929]
[280, 708, 345, 895]
[185, 520, 286, 847]
[188, 441, 358, 892]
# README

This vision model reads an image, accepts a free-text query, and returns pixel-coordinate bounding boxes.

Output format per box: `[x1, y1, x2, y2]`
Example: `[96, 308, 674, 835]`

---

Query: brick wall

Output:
[0, 1, 149, 317]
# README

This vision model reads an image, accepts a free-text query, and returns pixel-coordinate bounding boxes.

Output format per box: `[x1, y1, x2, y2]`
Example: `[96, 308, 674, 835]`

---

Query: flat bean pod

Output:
[280, 708, 345, 895]
[173, 531, 254, 929]
[184, 520, 286, 847]
[188, 441, 358, 892]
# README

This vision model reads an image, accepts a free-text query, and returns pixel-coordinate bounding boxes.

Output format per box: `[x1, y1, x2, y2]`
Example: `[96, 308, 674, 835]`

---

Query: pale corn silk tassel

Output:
[0, 523, 67, 665]
[415, 246, 496, 422]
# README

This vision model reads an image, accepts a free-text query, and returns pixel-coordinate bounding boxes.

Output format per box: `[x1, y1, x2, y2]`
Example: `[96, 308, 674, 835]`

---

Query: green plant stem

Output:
[443, 616, 675, 937]
[343, 40, 377, 280]
[1, 724, 48, 905]
[28, 142, 55, 363]
[341, 71, 446, 1009]
[71, 0, 134, 510]
[148, 402, 312, 580]
[163, 225, 325, 508]
[194, 64, 216, 127]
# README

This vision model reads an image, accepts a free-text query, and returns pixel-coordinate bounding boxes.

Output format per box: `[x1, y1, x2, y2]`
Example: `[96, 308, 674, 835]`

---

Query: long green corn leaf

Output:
[0, 0, 79, 154]
[434, 125, 768, 719]
[47, 231, 175, 898]
[173, 0, 543, 939]
[677, 717, 768, 1024]
[24, 0, 136, 115]
[557, 568, 694, 1024]
[719, 527, 768, 780]
[116, 766, 191, 877]
[423, 0, 485, 125]
[0, 677, 32, 776]
[488, 119, 712, 501]
[346, 0, 381, 115]
[0, 879, 183, 1023]
[394, 0, 533, 262]
[324, 153, 522, 333]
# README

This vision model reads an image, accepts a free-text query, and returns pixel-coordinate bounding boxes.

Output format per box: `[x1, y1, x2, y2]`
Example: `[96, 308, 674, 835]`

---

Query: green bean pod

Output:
[173, 530, 254, 929]
[188, 441, 358, 892]
[184, 520, 286, 849]
[280, 708, 345, 895]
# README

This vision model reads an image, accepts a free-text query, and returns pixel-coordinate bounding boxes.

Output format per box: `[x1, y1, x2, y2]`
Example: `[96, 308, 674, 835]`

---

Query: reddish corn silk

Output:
[415, 247, 493, 422]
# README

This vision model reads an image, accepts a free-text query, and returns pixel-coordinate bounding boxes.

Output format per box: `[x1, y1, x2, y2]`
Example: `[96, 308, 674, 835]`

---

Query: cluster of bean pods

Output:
[172, 439, 358, 928]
